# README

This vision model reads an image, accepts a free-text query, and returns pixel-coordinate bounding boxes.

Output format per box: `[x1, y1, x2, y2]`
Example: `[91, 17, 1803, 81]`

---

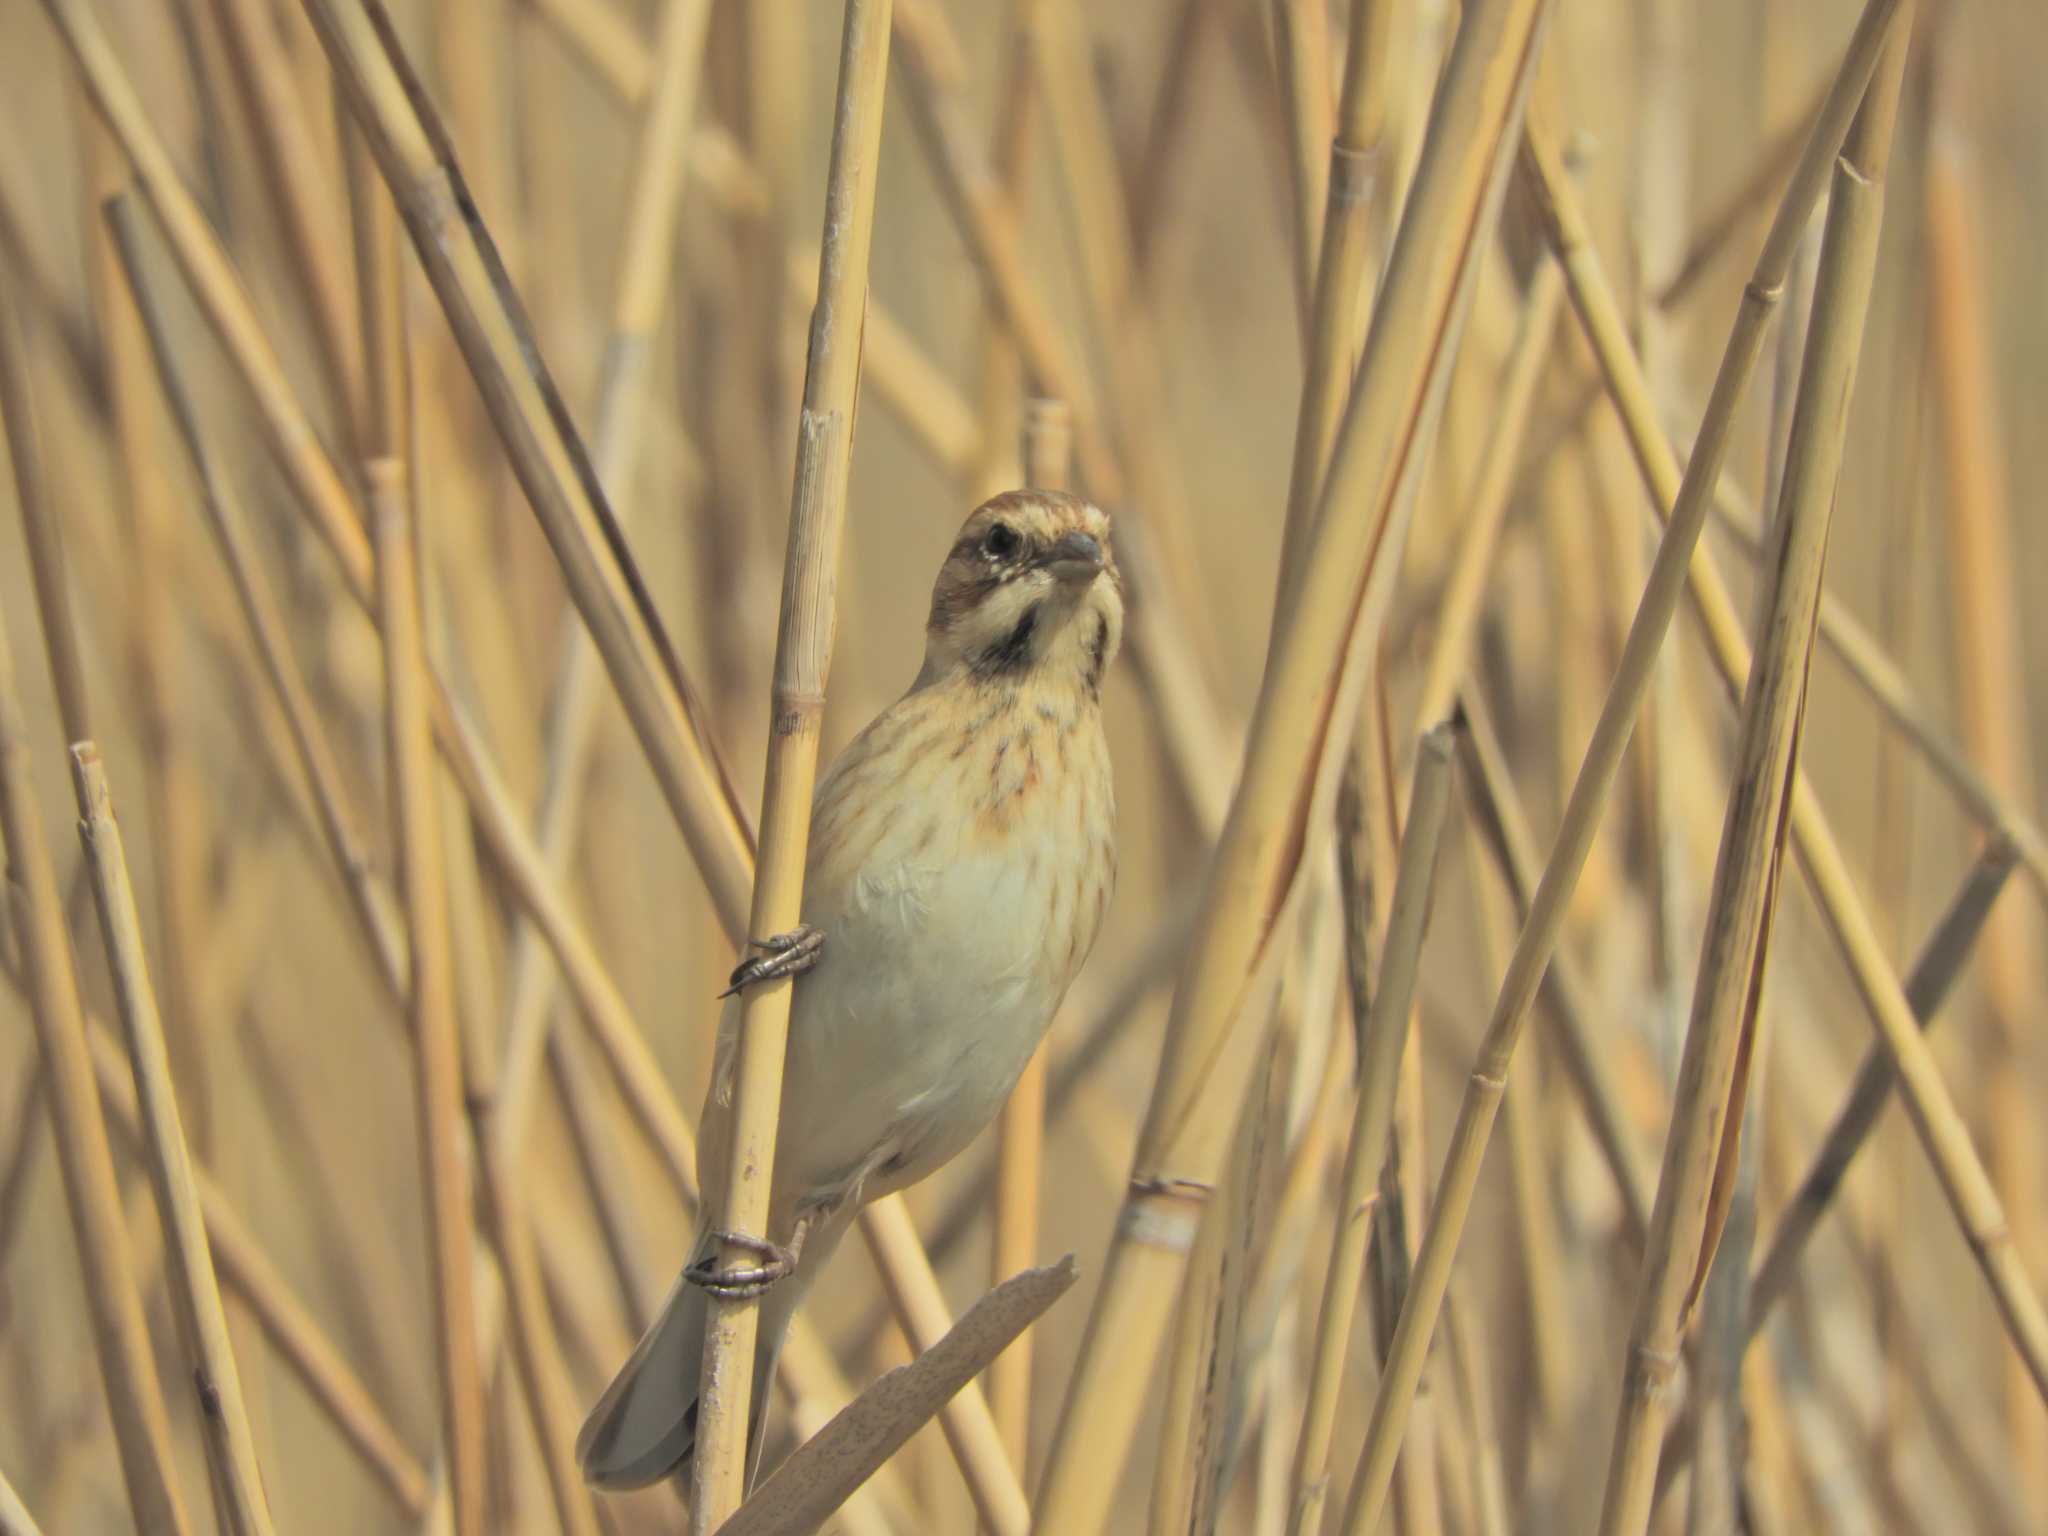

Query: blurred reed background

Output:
[0, 0, 2045, 1531]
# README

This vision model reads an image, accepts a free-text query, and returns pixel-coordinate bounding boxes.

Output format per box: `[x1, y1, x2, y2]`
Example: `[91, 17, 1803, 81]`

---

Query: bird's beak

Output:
[1040, 530, 1105, 584]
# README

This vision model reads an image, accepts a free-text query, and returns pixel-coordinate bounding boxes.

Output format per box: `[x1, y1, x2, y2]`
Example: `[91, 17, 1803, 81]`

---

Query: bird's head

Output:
[917, 490, 1124, 697]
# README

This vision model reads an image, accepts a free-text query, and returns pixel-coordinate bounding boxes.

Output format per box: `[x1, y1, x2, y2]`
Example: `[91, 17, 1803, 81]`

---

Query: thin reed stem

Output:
[1333, 8, 1911, 1527]
[374, 460, 489, 1536]
[1745, 837, 2018, 1336]
[1288, 723, 1455, 1536]
[70, 745, 277, 1536]
[1595, 23, 1911, 1530]
[691, 0, 893, 1524]
[0, 573, 192, 1536]
[1038, 3, 1549, 1526]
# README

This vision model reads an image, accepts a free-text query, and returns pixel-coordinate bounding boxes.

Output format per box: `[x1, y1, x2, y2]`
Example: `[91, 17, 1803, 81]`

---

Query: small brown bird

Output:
[578, 489, 1123, 1488]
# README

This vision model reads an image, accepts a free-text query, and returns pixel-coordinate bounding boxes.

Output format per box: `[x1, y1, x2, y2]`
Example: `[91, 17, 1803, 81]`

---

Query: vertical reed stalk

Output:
[374, 459, 489, 1536]
[1332, 9, 1910, 1528]
[1596, 20, 1908, 1534]
[1270, 0, 1400, 618]
[1289, 725, 1455, 1536]
[1038, 5, 1549, 1527]
[690, 1, 893, 1524]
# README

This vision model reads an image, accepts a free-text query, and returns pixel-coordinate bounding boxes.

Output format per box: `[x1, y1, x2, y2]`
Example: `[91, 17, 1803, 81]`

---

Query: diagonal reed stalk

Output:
[297, 0, 758, 931]
[1288, 723, 1455, 1536]
[70, 746, 277, 1536]
[0, 293, 193, 1536]
[691, 0, 893, 1526]
[1745, 835, 2018, 1337]
[1594, 20, 1912, 1532]
[1329, 6, 1910, 1529]
[1035, 3, 1550, 1527]
[1706, 489, 2048, 901]
[1529, 2, 2048, 1424]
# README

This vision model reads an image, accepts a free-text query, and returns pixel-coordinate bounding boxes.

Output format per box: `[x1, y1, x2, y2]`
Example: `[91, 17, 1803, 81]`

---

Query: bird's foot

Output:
[718, 925, 825, 997]
[686, 1229, 802, 1299]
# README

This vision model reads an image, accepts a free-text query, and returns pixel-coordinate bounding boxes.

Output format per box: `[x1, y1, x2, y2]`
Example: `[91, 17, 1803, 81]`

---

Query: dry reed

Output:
[4, 1, 2046, 1530]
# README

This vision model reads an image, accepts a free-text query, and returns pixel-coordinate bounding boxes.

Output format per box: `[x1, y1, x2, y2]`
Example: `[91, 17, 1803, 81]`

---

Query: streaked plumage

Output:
[579, 490, 1123, 1489]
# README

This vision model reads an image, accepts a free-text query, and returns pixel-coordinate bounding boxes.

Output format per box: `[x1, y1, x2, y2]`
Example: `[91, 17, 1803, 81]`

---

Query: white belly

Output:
[778, 840, 1061, 1208]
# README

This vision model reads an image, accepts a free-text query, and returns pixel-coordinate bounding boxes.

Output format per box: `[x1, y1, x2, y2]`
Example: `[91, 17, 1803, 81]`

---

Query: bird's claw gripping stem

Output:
[718, 925, 825, 998]
[686, 1229, 800, 1299]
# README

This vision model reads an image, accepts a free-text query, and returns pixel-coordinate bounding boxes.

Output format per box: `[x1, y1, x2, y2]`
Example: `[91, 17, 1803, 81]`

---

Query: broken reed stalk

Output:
[985, 396, 1077, 1479]
[691, 0, 893, 1525]
[1746, 836, 2018, 1336]
[0, 593, 191, 1536]
[68, 1016, 434, 1515]
[69, 746, 276, 1536]
[1271, 0, 1399, 618]
[861, 1195, 1031, 1533]
[1036, 3, 1549, 1527]
[295, 0, 757, 934]
[1331, 7, 1910, 1528]
[1594, 21, 1911, 1532]
[373, 459, 489, 1536]
[1531, 6, 2048, 1418]
[1288, 724, 1455, 1536]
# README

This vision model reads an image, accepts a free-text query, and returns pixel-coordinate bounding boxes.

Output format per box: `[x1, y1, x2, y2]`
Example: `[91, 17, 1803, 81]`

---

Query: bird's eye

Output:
[983, 522, 1021, 560]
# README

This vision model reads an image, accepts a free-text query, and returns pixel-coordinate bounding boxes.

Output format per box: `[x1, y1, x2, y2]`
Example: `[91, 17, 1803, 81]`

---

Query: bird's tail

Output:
[576, 1228, 781, 1490]
[578, 1208, 850, 1491]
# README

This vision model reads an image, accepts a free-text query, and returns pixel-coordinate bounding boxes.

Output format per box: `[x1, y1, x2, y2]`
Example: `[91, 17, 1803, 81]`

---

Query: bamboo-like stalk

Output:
[1746, 836, 2018, 1335]
[1270, 0, 1399, 619]
[373, 458, 489, 1536]
[861, 1196, 1032, 1534]
[1288, 724, 1455, 1536]
[1595, 24, 1910, 1531]
[1037, 4, 1548, 1527]
[690, 0, 892, 1524]
[1923, 69, 2048, 1490]
[302, 0, 759, 934]
[1330, 9, 1910, 1528]
[0, 572, 191, 1536]
[69, 745, 276, 1536]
